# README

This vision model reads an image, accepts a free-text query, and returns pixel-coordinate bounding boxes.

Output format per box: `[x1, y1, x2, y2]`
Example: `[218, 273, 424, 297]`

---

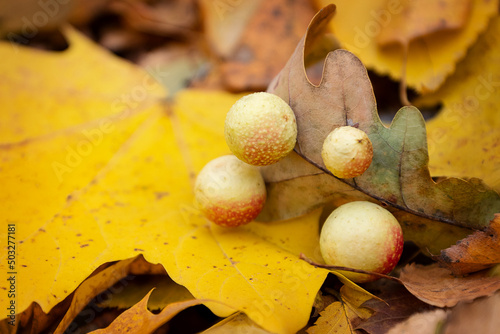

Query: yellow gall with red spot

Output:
[194, 155, 266, 227]
[322, 126, 373, 178]
[224, 92, 297, 166]
[319, 201, 404, 283]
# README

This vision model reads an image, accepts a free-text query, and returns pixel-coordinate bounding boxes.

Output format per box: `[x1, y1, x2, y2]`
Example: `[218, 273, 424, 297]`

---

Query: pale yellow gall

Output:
[321, 126, 373, 178]
[194, 155, 266, 227]
[320, 201, 404, 283]
[224, 92, 297, 166]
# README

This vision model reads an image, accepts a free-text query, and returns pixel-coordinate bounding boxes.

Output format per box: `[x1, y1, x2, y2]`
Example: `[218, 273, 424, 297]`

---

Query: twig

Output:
[299, 253, 403, 284]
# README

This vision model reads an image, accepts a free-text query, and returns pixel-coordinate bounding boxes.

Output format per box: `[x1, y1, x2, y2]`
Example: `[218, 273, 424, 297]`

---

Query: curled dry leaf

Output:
[265, 4, 500, 232]
[307, 285, 373, 334]
[358, 282, 434, 334]
[96, 275, 194, 311]
[437, 214, 500, 275]
[89, 290, 209, 334]
[399, 263, 500, 307]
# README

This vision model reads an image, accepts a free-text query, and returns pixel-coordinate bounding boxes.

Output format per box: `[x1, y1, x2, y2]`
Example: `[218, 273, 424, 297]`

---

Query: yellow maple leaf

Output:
[314, 0, 498, 93]
[0, 27, 329, 334]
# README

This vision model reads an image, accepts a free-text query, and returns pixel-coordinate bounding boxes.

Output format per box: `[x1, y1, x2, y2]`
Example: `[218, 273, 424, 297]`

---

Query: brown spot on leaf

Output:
[154, 191, 170, 200]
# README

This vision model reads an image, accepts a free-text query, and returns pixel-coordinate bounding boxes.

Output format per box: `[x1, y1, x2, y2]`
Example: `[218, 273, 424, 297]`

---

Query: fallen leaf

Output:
[202, 312, 274, 334]
[8, 256, 143, 333]
[108, 0, 198, 37]
[358, 283, 434, 334]
[312, 291, 338, 318]
[267, 4, 500, 231]
[399, 263, 500, 307]
[377, 0, 471, 47]
[0, 27, 165, 144]
[257, 151, 373, 222]
[386, 309, 448, 334]
[418, 15, 500, 193]
[0, 0, 73, 37]
[392, 211, 471, 254]
[54, 257, 139, 334]
[96, 275, 194, 311]
[375, 0, 471, 104]
[89, 290, 208, 334]
[199, 0, 263, 57]
[307, 286, 373, 334]
[442, 292, 500, 334]
[201, 0, 317, 91]
[315, 0, 498, 92]
[259, 153, 472, 253]
[437, 214, 500, 275]
[0, 28, 330, 334]
[2, 290, 72, 334]
[136, 43, 207, 96]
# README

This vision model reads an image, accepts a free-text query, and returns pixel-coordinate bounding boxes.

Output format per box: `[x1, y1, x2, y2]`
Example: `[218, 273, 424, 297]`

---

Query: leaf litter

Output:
[1, 1, 499, 333]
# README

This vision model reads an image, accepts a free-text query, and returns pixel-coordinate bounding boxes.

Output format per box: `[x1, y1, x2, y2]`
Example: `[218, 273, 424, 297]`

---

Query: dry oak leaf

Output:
[258, 154, 472, 254]
[0, 27, 330, 334]
[257, 151, 374, 222]
[89, 289, 208, 334]
[437, 214, 500, 275]
[315, 0, 498, 92]
[307, 285, 373, 334]
[418, 14, 500, 193]
[358, 282, 435, 334]
[266, 5, 500, 230]
[399, 263, 500, 307]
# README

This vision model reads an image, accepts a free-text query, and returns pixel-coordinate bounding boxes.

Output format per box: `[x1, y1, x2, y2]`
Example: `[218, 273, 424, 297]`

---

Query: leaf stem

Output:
[299, 253, 403, 283]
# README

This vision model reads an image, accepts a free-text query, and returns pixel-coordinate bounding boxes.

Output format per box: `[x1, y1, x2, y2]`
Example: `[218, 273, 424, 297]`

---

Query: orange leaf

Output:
[89, 290, 209, 334]
[400, 263, 500, 307]
[438, 214, 500, 275]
